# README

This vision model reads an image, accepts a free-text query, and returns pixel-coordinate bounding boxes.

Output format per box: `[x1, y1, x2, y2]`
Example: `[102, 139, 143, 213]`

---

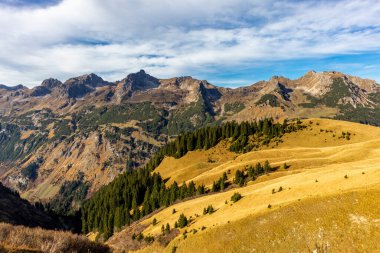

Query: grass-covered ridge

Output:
[81, 118, 305, 239]
[124, 118, 380, 253]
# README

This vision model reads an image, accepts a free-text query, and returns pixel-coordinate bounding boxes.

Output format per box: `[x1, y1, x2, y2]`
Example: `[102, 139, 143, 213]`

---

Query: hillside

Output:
[106, 118, 380, 252]
[0, 70, 379, 216]
[0, 182, 62, 230]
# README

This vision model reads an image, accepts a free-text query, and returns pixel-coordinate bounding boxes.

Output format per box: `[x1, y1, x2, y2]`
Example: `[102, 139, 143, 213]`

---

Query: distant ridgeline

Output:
[81, 118, 305, 239]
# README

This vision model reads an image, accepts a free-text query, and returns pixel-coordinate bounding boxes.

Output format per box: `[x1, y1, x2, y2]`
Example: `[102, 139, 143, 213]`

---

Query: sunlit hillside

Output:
[108, 118, 380, 252]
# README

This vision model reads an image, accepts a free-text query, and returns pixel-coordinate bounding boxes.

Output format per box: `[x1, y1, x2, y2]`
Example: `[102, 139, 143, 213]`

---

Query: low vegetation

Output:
[255, 94, 280, 107]
[230, 192, 242, 203]
[203, 205, 215, 215]
[223, 102, 245, 114]
[0, 223, 109, 253]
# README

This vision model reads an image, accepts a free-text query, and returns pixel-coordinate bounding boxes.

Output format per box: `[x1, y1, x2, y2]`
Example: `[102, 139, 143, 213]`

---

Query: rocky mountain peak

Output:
[290, 71, 335, 97]
[306, 70, 317, 75]
[164, 76, 210, 91]
[123, 69, 159, 92]
[60, 73, 108, 98]
[41, 78, 62, 89]
[0, 84, 26, 91]
[64, 73, 105, 88]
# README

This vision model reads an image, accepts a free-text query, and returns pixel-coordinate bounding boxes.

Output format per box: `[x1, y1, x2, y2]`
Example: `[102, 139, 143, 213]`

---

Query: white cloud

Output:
[0, 0, 379, 86]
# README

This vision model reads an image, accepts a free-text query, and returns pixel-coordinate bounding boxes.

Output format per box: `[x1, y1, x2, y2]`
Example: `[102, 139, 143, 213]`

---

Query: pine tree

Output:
[177, 213, 188, 228]
[165, 223, 170, 233]
[114, 207, 123, 229]
[264, 160, 271, 173]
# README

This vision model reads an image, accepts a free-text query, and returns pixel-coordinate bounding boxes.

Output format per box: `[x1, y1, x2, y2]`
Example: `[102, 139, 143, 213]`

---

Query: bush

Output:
[136, 233, 144, 241]
[230, 192, 242, 203]
[144, 235, 154, 244]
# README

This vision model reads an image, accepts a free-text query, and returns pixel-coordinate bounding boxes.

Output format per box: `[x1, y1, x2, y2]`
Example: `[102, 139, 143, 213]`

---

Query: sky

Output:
[0, 0, 380, 87]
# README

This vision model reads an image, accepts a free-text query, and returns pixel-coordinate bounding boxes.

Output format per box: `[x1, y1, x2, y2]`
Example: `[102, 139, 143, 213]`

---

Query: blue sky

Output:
[0, 0, 379, 87]
[0, 0, 60, 7]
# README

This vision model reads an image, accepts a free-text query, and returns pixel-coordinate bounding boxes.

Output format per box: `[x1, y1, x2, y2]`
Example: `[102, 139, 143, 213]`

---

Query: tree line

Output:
[81, 118, 304, 239]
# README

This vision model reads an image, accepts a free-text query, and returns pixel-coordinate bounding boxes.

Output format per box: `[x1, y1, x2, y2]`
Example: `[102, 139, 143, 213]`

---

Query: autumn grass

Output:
[116, 119, 380, 252]
[0, 223, 109, 253]
[155, 118, 380, 188]
[168, 189, 380, 253]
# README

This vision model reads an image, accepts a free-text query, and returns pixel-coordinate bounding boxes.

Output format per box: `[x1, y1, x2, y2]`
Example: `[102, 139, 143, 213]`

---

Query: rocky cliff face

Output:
[0, 70, 379, 212]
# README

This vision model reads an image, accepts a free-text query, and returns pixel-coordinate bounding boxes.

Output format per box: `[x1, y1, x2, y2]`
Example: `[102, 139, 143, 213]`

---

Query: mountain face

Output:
[0, 70, 379, 214]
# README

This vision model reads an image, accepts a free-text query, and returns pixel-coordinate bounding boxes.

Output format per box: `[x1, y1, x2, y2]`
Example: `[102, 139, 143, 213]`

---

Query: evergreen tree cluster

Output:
[211, 161, 274, 192]
[161, 223, 171, 235]
[81, 168, 201, 239]
[148, 118, 304, 170]
[203, 205, 215, 215]
[238, 161, 273, 184]
[211, 172, 228, 192]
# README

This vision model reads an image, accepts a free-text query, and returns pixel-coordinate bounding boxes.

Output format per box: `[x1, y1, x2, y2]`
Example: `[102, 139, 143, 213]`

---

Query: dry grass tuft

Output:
[0, 223, 109, 253]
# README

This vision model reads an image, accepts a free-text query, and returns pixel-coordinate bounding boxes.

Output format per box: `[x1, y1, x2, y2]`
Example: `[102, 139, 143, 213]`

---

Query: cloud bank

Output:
[0, 0, 380, 86]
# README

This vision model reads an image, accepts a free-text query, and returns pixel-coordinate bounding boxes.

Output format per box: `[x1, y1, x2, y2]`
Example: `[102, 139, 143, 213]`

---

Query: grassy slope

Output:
[156, 118, 378, 187]
[109, 119, 380, 252]
[163, 188, 380, 253]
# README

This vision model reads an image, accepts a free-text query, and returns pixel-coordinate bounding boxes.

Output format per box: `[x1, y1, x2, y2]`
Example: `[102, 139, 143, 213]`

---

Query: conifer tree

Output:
[177, 213, 188, 228]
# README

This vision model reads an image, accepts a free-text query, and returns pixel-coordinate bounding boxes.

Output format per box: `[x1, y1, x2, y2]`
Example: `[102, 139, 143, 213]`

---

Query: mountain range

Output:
[0, 70, 379, 212]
